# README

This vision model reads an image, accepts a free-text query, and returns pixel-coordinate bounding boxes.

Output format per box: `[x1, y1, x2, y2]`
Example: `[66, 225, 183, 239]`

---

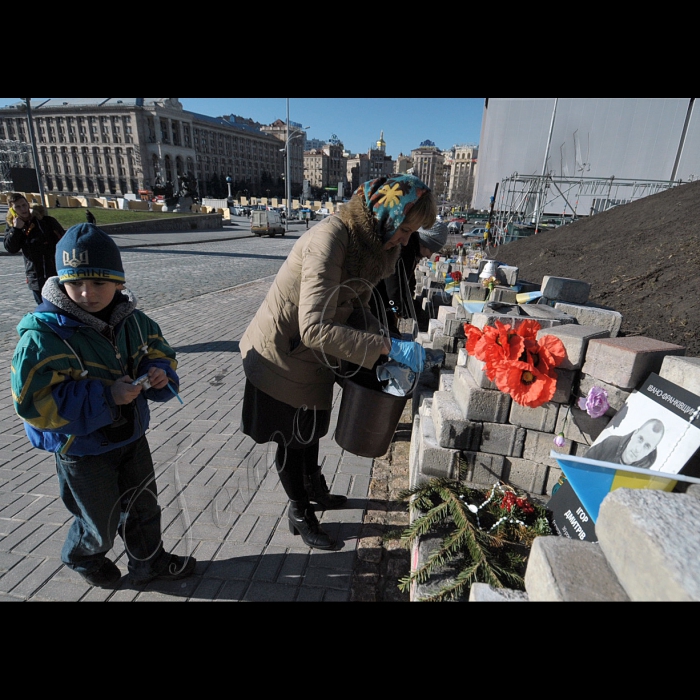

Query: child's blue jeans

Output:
[54, 435, 168, 579]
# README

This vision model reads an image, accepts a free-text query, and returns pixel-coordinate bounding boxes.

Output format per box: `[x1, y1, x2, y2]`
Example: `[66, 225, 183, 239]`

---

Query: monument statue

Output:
[155, 172, 199, 212]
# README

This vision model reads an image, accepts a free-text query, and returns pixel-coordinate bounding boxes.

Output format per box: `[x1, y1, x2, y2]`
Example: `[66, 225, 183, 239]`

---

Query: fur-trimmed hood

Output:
[12, 277, 178, 458]
[4, 203, 47, 229]
[40, 276, 138, 333]
[335, 196, 401, 285]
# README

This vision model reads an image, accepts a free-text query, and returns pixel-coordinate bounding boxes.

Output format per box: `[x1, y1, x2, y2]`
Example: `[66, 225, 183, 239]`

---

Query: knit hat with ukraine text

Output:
[56, 223, 125, 284]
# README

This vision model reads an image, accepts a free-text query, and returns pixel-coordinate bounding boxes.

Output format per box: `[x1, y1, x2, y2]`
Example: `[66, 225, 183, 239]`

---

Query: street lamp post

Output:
[282, 98, 310, 232]
[285, 99, 291, 231]
[280, 129, 309, 230]
[226, 176, 232, 204]
[23, 98, 46, 206]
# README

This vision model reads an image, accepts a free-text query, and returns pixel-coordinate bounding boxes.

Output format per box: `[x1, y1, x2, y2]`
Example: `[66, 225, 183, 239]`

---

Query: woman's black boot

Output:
[304, 469, 348, 509]
[288, 500, 335, 550]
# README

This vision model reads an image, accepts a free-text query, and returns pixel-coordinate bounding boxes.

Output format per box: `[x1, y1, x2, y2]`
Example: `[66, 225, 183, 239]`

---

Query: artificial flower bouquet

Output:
[462, 319, 567, 408]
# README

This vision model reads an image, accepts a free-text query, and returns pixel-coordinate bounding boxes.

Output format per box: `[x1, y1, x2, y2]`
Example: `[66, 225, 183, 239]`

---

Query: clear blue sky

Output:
[0, 97, 485, 158]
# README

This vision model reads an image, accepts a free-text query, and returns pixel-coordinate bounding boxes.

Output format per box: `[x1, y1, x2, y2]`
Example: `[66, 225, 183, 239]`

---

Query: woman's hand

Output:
[387, 339, 426, 372]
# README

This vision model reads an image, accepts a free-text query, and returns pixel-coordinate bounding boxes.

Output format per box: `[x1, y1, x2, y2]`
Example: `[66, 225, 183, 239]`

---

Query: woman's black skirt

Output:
[240, 379, 331, 449]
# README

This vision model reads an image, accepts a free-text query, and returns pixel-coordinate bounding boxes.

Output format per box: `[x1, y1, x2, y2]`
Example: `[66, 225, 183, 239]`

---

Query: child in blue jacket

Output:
[10, 223, 196, 588]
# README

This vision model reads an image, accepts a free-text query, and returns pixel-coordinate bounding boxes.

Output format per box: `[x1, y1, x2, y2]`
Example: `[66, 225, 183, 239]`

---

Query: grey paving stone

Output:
[597, 489, 700, 601]
[469, 582, 529, 601]
[244, 581, 299, 601]
[524, 536, 629, 602]
[659, 355, 700, 397]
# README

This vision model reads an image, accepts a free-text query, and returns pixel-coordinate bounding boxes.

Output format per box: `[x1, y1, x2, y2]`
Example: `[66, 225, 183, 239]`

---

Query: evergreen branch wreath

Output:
[397, 477, 552, 602]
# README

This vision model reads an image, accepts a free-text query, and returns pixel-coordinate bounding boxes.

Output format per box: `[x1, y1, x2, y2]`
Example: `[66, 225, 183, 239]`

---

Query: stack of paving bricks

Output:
[406, 257, 700, 601]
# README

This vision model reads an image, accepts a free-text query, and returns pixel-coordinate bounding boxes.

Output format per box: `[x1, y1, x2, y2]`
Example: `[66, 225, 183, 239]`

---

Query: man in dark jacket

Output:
[4, 193, 65, 304]
[585, 419, 664, 469]
[371, 221, 449, 336]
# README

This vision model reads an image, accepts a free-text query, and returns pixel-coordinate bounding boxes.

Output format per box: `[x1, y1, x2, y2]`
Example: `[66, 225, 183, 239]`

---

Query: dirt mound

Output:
[493, 179, 700, 357]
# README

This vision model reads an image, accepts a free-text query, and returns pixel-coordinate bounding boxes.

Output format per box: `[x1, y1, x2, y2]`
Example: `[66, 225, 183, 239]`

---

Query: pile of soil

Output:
[491, 179, 700, 357]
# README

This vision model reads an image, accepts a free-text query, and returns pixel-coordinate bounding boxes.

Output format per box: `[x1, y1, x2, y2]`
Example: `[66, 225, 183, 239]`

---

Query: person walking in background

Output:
[239, 174, 436, 550]
[86, 209, 96, 224]
[3, 192, 65, 304]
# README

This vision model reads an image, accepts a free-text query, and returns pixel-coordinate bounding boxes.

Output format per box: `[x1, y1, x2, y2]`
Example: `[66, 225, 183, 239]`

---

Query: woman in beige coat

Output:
[240, 174, 437, 549]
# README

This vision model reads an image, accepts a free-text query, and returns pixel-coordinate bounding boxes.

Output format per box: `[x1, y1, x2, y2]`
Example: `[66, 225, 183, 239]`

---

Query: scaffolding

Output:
[490, 173, 679, 246]
[0, 139, 33, 191]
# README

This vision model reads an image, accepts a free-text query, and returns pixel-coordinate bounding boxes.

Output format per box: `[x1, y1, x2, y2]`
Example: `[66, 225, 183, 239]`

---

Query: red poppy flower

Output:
[463, 323, 483, 355]
[474, 322, 525, 376]
[462, 319, 565, 408]
[535, 334, 567, 368]
[514, 319, 541, 341]
[494, 359, 557, 408]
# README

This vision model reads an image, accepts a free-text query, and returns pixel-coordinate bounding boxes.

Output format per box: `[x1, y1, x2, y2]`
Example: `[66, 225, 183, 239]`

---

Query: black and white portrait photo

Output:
[584, 374, 700, 475]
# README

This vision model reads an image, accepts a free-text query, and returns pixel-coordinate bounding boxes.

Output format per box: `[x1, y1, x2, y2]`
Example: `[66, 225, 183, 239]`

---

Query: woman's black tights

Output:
[274, 441, 320, 502]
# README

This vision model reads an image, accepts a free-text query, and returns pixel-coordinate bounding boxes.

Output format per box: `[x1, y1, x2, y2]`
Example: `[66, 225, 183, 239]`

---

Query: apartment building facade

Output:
[0, 98, 301, 199]
[1, 99, 476, 207]
[446, 144, 478, 209]
[345, 132, 395, 193]
[410, 142, 448, 206]
[303, 139, 348, 197]
[260, 119, 307, 198]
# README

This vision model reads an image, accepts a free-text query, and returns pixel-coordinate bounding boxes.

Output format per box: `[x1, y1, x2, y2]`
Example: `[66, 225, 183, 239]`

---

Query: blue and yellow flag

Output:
[551, 452, 689, 522]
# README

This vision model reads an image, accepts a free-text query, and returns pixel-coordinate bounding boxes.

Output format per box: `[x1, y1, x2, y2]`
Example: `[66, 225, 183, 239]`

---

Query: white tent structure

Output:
[472, 98, 699, 242]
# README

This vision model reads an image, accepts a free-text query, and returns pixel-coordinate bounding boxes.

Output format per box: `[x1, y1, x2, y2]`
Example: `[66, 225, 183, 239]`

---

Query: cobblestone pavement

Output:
[350, 408, 412, 602]
[0, 225, 411, 602]
[0, 231, 304, 352]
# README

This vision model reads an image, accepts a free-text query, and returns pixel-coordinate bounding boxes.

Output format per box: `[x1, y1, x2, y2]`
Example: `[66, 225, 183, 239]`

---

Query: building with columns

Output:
[345, 132, 395, 193]
[303, 137, 348, 198]
[393, 154, 413, 175]
[260, 119, 307, 198]
[408, 141, 478, 210]
[410, 141, 444, 192]
[410, 141, 450, 210]
[0, 98, 304, 199]
[446, 144, 478, 209]
[345, 152, 369, 192]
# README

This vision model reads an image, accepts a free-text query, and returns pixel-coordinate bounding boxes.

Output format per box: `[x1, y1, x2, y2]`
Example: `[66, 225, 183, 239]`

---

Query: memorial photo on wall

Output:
[547, 373, 700, 538]
[584, 373, 700, 476]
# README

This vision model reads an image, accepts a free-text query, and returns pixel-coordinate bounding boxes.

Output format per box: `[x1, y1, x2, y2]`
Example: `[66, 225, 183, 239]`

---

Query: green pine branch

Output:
[397, 477, 548, 602]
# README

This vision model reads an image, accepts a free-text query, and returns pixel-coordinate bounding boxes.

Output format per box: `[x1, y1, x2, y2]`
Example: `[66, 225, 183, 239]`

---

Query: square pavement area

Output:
[0, 280, 376, 601]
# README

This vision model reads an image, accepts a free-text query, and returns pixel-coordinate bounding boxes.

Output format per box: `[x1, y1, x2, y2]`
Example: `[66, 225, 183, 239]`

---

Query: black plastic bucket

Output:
[334, 364, 409, 458]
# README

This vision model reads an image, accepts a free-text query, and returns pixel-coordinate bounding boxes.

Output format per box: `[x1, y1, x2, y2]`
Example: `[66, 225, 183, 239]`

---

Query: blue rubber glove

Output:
[388, 339, 426, 373]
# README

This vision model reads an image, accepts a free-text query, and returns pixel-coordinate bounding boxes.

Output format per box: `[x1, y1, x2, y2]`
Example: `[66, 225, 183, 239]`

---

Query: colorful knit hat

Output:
[56, 223, 125, 284]
[355, 174, 430, 242]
